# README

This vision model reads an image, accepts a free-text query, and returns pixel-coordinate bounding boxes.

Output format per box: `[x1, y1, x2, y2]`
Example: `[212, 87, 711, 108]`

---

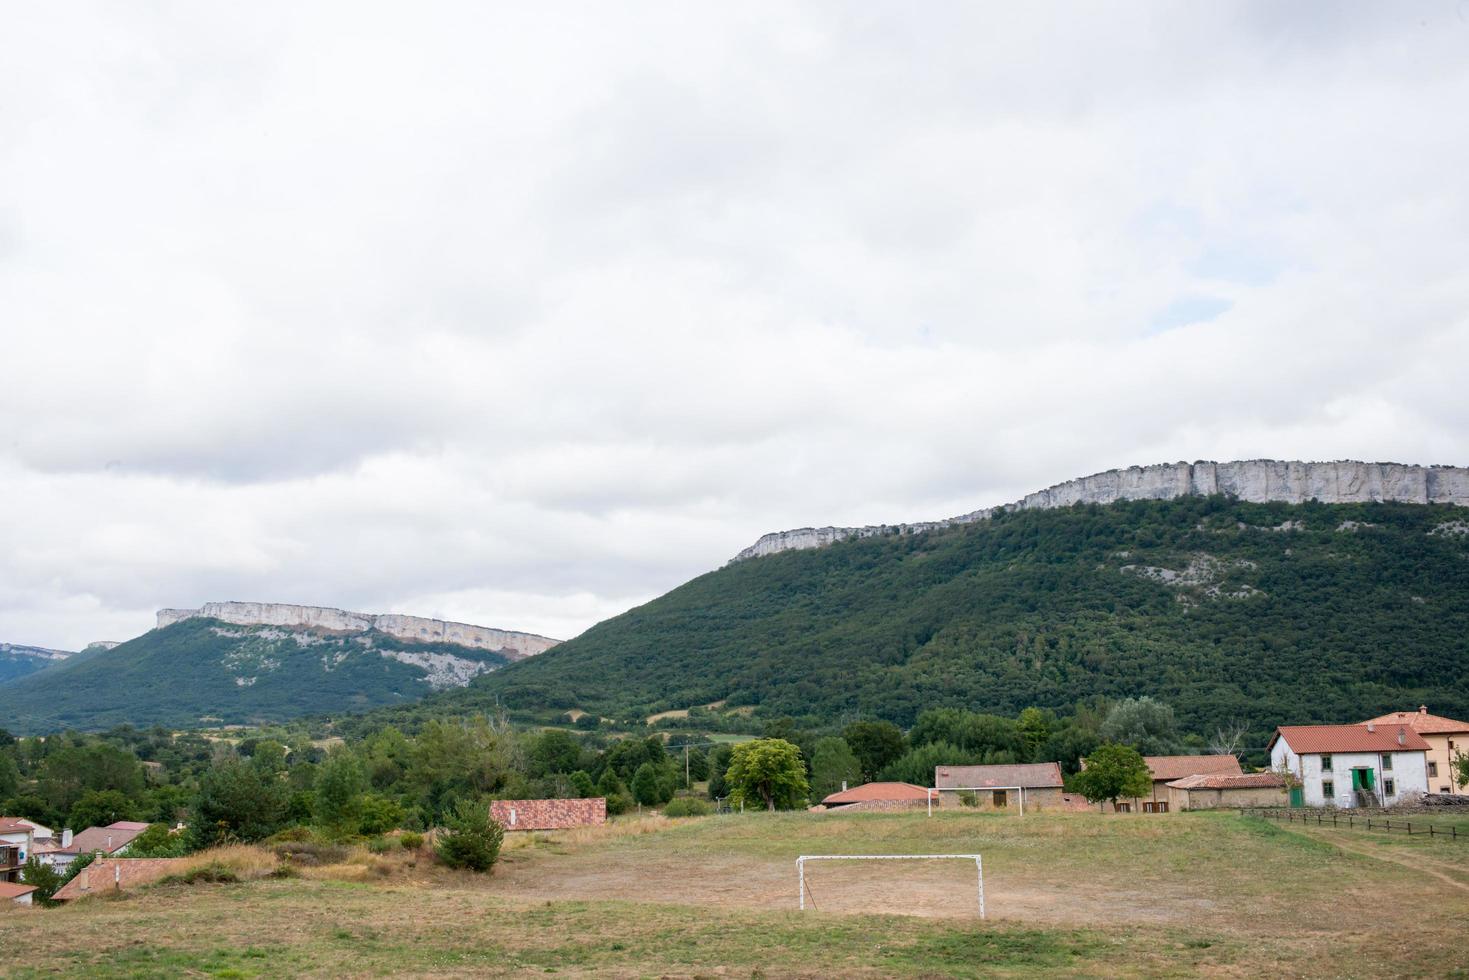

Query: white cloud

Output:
[2, 2, 1467, 648]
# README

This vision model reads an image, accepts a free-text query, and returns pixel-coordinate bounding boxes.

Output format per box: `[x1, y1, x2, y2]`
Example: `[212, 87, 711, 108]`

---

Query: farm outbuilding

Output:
[819, 782, 934, 812]
[1165, 772, 1288, 810]
[490, 798, 607, 831]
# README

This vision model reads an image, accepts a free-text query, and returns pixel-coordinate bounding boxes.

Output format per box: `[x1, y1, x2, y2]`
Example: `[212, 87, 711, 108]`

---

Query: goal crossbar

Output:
[796, 853, 984, 918]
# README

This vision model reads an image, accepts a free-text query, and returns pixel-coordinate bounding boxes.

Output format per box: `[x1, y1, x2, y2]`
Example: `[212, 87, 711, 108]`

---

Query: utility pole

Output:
[685, 743, 690, 788]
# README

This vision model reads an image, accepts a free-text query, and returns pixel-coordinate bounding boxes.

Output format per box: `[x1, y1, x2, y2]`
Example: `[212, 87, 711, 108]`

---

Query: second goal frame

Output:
[796, 853, 984, 918]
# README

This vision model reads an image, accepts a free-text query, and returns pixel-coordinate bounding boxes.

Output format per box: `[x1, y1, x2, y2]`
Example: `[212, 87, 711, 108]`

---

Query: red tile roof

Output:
[1166, 772, 1288, 790]
[1272, 724, 1431, 754]
[51, 857, 187, 902]
[0, 881, 38, 900]
[0, 818, 35, 835]
[822, 782, 934, 805]
[1142, 755, 1243, 781]
[935, 763, 1063, 789]
[1360, 707, 1469, 736]
[489, 798, 606, 831]
[67, 821, 149, 855]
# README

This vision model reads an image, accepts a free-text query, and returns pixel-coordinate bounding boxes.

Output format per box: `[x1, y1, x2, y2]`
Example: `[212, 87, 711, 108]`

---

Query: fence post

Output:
[1407, 822, 1412, 836]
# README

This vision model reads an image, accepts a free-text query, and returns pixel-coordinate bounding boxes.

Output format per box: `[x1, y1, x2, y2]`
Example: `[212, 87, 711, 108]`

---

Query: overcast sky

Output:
[3, 3, 1468, 650]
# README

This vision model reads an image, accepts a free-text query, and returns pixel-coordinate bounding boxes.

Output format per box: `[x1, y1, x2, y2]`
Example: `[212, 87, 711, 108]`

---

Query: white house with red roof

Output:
[0, 819, 35, 884]
[1269, 724, 1430, 807]
[41, 821, 151, 872]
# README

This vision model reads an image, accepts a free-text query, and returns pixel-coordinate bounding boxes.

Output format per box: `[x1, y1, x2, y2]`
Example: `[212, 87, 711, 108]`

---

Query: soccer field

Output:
[2, 809, 1467, 977]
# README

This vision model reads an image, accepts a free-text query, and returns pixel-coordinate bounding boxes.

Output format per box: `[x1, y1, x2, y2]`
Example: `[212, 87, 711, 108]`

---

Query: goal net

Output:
[796, 854, 985, 918]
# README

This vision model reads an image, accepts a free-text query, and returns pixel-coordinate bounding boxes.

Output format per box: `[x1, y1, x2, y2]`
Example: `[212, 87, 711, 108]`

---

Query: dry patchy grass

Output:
[1, 810, 1466, 977]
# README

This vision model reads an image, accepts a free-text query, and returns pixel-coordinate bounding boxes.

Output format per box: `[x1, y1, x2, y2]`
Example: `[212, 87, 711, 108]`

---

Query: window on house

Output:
[1385, 778, 1395, 796]
[1116, 802, 1131, 813]
[1323, 780, 1334, 799]
[1383, 754, 1393, 771]
[1321, 755, 1333, 772]
[1429, 761, 1438, 777]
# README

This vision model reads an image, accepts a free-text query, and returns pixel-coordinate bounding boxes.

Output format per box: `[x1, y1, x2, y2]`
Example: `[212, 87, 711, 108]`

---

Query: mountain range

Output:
[0, 603, 558, 733]
[6, 459, 1467, 739]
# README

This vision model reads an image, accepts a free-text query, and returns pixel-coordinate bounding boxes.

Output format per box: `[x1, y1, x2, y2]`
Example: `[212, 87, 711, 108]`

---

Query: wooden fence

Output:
[1245, 807, 1462, 840]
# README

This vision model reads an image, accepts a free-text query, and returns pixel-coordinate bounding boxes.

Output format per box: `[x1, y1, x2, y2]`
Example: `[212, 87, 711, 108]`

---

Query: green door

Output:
[1362, 768, 1375, 790]
[1351, 769, 1361, 790]
[1289, 786, 1303, 808]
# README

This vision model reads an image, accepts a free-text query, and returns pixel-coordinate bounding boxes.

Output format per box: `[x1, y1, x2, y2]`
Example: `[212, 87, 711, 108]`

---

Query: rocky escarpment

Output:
[0, 642, 74, 661]
[156, 601, 560, 660]
[733, 460, 1469, 561]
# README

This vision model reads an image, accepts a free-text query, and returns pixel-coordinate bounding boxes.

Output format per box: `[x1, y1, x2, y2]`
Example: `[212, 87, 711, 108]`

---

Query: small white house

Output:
[1269, 723, 1431, 807]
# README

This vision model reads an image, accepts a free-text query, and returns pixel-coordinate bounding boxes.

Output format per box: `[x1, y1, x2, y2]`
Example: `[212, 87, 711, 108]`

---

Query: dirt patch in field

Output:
[487, 834, 1197, 925]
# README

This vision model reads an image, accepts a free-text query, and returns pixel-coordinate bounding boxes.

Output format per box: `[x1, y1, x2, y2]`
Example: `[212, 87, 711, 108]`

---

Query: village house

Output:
[1087, 755, 1244, 813]
[0, 881, 39, 906]
[1269, 724, 1430, 807]
[819, 781, 934, 811]
[934, 763, 1086, 812]
[0, 819, 34, 884]
[489, 798, 606, 831]
[1359, 707, 1469, 795]
[42, 821, 151, 872]
[1165, 772, 1288, 810]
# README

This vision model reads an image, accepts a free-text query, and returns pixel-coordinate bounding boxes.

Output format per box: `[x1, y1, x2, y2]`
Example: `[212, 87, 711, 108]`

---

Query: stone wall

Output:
[155, 601, 559, 660]
[733, 460, 1469, 561]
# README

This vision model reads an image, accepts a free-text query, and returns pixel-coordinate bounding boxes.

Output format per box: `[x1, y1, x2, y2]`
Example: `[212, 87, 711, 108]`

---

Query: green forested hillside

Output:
[400, 497, 1469, 735]
[3, 619, 513, 733]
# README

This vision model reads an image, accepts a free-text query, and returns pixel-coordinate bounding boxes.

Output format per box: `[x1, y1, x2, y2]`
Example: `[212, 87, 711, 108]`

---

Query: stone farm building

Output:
[1269, 724, 1430, 807]
[820, 781, 934, 812]
[934, 763, 1086, 812]
[490, 798, 606, 831]
[1359, 707, 1469, 795]
[1086, 755, 1244, 813]
[1165, 772, 1288, 810]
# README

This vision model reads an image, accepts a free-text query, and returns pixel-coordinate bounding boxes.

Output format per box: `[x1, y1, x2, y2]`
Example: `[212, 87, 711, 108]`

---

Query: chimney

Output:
[1420, 705, 1429, 715]
[841, 781, 848, 792]
[1398, 728, 1406, 746]
[79, 868, 90, 892]
[61, 828, 72, 848]
[1367, 722, 1375, 733]
[106, 835, 113, 852]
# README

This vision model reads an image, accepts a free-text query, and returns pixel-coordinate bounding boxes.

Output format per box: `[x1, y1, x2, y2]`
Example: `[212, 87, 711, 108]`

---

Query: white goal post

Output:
[796, 854, 985, 918]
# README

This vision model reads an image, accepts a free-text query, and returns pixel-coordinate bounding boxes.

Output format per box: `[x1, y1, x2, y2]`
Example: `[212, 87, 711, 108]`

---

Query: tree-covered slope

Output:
[3, 619, 513, 733]
[407, 497, 1469, 734]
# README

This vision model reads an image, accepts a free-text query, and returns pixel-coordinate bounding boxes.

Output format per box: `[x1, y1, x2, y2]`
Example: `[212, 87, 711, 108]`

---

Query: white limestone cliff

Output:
[733, 460, 1469, 562]
[155, 601, 560, 660]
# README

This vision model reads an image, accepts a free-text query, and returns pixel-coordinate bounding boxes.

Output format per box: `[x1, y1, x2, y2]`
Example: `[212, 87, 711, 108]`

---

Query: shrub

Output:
[357, 795, 405, 836]
[265, 826, 316, 844]
[434, 799, 505, 873]
[366, 837, 393, 854]
[663, 797, 713, 817]
[272, 840, 350, 866]
[163, 862, 240, 885]
[399, 832, 424, 851]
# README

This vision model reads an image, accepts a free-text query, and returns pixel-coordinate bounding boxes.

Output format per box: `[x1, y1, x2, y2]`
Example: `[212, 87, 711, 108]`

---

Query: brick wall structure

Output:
[490, 798, 607, 831]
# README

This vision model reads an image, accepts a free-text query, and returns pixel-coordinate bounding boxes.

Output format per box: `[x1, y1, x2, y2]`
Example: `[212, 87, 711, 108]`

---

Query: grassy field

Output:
[2, 809, 1467, 977]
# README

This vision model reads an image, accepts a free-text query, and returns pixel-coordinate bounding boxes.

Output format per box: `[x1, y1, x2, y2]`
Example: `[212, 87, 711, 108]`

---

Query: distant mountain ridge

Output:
[0, 641, 75, 686]
[734, 459, 1469, 561]
[3, 604, 559, 733]
[156, 601, 560, 660]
